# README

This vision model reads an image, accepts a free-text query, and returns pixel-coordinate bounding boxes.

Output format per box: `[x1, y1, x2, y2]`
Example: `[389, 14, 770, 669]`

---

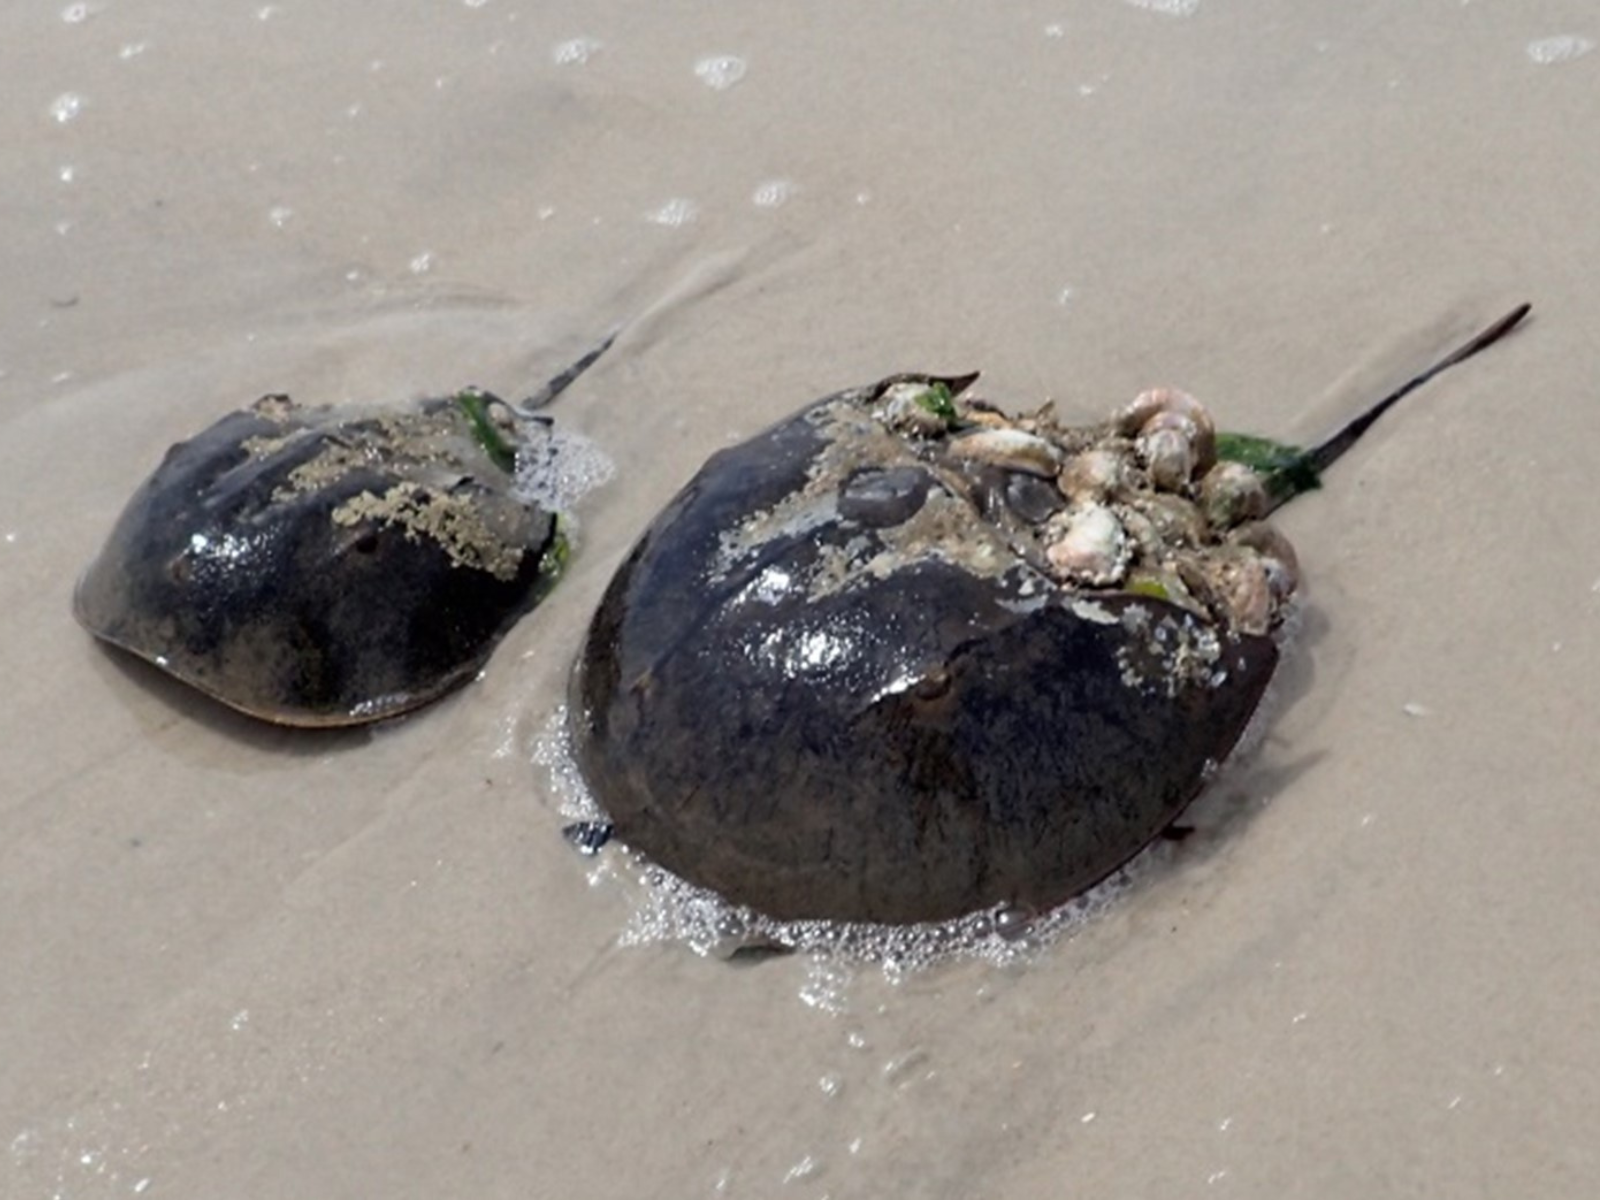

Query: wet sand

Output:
[5, 3, 1600, 1196]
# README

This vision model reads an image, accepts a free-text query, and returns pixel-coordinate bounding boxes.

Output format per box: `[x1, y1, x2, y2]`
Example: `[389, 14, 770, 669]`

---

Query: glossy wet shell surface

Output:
[75, 393, 556, 726]
[572, 379, 1281, 925]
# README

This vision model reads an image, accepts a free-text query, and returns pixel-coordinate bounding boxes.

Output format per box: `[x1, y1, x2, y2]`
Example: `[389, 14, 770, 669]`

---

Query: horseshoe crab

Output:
[570, 307, 1529, 925]
[74, 338, 613, 726]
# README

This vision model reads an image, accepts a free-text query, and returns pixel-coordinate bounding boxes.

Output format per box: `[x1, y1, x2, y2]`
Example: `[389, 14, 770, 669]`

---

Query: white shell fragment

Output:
[946, 427, 1065, 477]
[1045, 503, 1131, 586]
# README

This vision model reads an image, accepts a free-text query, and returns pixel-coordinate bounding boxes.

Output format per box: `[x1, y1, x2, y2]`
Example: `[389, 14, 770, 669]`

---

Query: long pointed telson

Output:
[516, 328, 621, 413]
[454, 328, 623, 471]
[1217, 303, 1531, 514]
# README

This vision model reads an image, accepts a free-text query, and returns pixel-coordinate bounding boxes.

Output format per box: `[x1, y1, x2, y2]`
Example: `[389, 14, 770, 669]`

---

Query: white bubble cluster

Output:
[532, 708, 600, 819]
[1121, 0, 1199, 15]
[48, 93, 84, 123]
[552, 36, 601, 66]
[751, 179, 795, 208]
[1526, 34, 1594, 65]
[616, 857, 1136, 979]
[694, 54, 747, 90]
[645, 197, 698, 227]
[513, 427, 616, 514]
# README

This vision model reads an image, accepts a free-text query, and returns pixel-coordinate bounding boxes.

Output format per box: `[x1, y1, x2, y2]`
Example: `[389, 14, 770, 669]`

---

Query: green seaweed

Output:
[1124, 576, 1172, 602]
[1216, 431, 1321, 503]
[454, 388, 519, 474]
[915, 381, 960, 425]
[531, 522, 571, 606]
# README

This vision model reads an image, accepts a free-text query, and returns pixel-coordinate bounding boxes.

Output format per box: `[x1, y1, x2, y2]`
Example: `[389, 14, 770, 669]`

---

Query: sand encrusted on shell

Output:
[332, 482, 525, 580]
[240, 394, 543, 582]
[710, 398, 880, 576]
[865, 486, 1020, 584]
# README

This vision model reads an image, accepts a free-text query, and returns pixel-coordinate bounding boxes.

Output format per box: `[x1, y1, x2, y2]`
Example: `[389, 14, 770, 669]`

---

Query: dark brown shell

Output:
[571, 377, 1278, 925]
[75, 392, 557, 726]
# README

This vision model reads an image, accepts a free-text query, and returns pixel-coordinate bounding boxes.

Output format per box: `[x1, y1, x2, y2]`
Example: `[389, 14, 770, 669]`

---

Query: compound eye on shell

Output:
[1002, 472, 1068, 525]
[837, 465, 936, 527]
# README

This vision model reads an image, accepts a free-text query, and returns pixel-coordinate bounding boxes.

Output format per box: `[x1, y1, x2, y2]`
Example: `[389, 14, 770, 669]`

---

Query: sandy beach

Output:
[5, 2, 1600, 1196]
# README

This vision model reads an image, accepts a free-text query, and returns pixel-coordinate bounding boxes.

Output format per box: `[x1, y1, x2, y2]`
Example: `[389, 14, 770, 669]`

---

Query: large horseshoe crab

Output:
[74, 337, 613, 727]
[569, 307, 1529, 926]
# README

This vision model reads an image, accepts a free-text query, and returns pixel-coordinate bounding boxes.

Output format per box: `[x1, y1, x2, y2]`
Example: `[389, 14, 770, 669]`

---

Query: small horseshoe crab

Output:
[74, 337, 614, 726]
[570, 307, 1528, 926]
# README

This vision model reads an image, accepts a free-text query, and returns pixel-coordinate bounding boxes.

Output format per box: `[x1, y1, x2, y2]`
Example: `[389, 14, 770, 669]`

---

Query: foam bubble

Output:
[751, 179, 795, 208]
[513, 428, 616, 515]
[1526, 34, 1594, 65]
[552, 36, 601, 66]
[610, 846, 1144, 981]
[694, 54, 747, 91]
[532, 707, 603, 820]
[530, 706, 1143, 980]
[48, 93, 84, 123]
[645, 197, 698, 227]
[1121, 0, 1199, 15]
